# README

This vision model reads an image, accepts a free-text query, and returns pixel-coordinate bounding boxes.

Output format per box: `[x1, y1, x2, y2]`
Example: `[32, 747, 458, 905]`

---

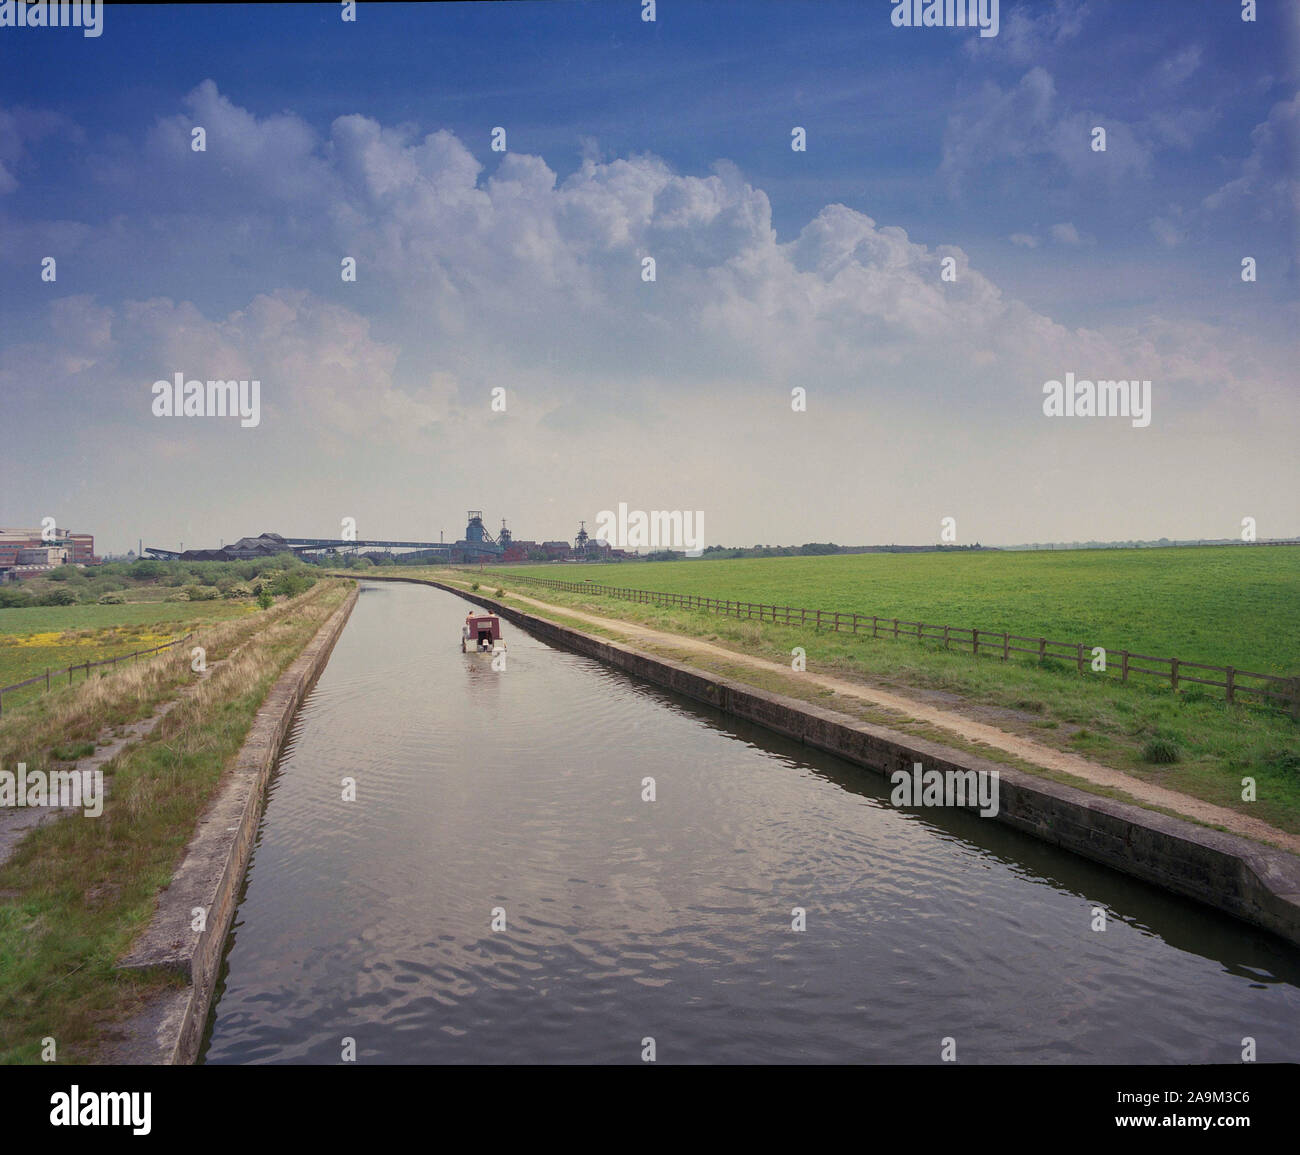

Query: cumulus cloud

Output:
[0, 106, 80, 194]
[1202, 94, 1300, 226]
[939, 68, 1153, 197]
[1155, 45, 1203, 89]
[3, 81, 1295, 547]
[964, 0, 1088, 64]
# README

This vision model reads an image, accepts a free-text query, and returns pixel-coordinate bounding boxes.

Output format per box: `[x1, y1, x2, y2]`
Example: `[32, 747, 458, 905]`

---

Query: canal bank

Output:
[362, 574, 1300, 949]
[110, 584, 359, 1064]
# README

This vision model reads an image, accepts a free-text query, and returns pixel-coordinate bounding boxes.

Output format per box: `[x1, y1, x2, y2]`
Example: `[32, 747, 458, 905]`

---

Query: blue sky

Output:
[1, 1, 1297, 551]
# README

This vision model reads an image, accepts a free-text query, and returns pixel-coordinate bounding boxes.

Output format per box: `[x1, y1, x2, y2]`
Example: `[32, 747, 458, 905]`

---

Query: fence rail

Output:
[0, 633, 195, 717]
[494, 573, 1299, 713]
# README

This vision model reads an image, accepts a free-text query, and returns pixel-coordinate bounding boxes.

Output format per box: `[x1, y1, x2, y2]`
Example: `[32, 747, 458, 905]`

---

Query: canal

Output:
[202, 580, 1300, 1063]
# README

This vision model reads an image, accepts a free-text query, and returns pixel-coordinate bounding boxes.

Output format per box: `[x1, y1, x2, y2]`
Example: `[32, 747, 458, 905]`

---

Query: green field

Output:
[0, 557, 323, 709]
[501, 546, 1300, 677]
[0, 601, 259, 711]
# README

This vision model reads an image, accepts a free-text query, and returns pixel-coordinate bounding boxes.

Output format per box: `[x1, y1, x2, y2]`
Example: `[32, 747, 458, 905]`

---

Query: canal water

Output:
[202, 580, 1300, 1064]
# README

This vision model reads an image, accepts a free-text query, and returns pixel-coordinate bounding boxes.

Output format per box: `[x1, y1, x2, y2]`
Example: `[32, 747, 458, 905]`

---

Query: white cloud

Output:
[940, 68, 1152, 196]
[965, 0, 1088, 64]
[1155, 45, 1202, 88]
[4, 83, 1297, 547]
[0, 106, 79, 194]
[1202, 94, 1300, 230]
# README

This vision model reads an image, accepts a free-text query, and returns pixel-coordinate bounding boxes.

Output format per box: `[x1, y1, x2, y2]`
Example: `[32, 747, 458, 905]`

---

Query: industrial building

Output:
[141, 510, 632, 568]
[0, 527, 98, 580]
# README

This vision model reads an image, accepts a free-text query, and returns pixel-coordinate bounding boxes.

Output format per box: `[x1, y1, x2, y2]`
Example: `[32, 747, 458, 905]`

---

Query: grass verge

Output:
[0, 578, 351, 1064]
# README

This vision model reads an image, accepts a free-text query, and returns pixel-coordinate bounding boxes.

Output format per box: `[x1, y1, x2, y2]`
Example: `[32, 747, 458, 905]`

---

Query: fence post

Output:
[944, 625, 950, 650]
[815, 610, 822, 630]
[46, 668, 50, 691]
[872, 617, 879, 638]
[973, 628, 979, 655]
[1170, 657, 1179, 693]
[1038, 638, 1045, 662]
[1225, 667, 1235, 703]
[918, 622, 924, 644]
[1002, 632, 1009, 661]
[894, 618, 899, 639]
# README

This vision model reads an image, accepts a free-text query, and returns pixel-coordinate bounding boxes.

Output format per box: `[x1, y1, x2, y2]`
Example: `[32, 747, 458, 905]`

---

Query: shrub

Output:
[39, 588, 78, 606]
[46, 568, 71, 582]
[1142, 738, 1182, 764]
[1263, 748, 1300, 776]
[257, 590, 274, 610]
[0, 587, 34, 608]
[471, 582, 480, 591]
[98, 592, 125, 605]
[268, 569, 315, 598]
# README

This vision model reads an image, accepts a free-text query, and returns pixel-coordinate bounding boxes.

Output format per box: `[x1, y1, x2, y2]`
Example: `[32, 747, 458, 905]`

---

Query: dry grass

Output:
[0, 589, 330, 779]
[0, 579, 352, 1064]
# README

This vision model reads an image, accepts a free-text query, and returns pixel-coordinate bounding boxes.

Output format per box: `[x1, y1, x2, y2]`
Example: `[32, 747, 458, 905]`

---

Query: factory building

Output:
[0, 527, 98, 580]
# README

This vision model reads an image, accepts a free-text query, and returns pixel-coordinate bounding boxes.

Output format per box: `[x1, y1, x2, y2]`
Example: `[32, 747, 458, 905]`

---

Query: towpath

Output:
[495, 586, 1300, 856]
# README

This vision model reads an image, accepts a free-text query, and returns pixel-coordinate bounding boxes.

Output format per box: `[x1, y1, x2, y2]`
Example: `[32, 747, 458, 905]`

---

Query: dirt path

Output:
[497, 587, 1300, 856]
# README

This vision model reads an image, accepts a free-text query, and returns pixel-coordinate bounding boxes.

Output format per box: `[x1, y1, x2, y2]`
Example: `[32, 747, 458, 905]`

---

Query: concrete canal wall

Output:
[115, 585, 360, 1064]
[380, 574, 1300, 949]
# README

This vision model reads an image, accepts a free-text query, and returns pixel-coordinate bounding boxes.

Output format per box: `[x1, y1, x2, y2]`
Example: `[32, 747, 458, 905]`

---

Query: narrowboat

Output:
[462, 612, 505, 653]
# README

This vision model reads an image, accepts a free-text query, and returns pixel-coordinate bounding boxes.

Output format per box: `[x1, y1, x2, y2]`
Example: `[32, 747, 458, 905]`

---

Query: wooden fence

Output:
[0, 632, 195, 717]
[494, 573, 1299, 713]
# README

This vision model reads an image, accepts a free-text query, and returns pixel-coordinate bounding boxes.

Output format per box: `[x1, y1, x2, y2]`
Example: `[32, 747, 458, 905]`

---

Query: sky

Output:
[1, 0, 1297, 554]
